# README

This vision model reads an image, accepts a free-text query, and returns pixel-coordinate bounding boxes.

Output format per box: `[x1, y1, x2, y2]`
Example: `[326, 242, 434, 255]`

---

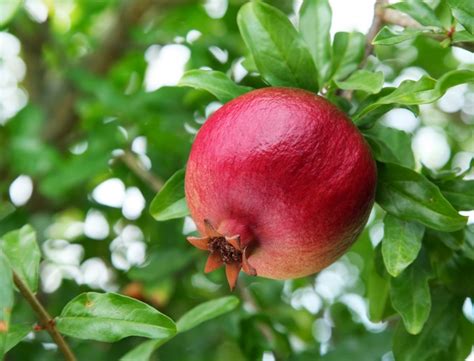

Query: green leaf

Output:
[393, 289, 462, 361]
[120, 338, 173, 361]
[0, 225, 40, 293]
[335, 70, 384, 94]
[389, 0, 443, 27]
[356, 70, 474, 121]
[372, 26, 425, 46]
[330, 31, 365, 81]
[237, 1, 319, 91]
[382, 215, 425, 277]
[0, 251, 14, 358]
[367, 246, 391, 322]
[390, 254, 431, 334]
[363, 124, 415, 168]
[299, 0, 332, 83]
[448, 0, 474, 34]
[150, 169, 189, 221]
[56, 292, 176, 342]
[0, 0, 21, 26]
[5, 324, 31, 354]
[376, 163, 467, 232]
[177, 296, 239, 333]
[178, 70, 252, 103]
[453, 30, 474, 44]
[438, 180, 474, 211]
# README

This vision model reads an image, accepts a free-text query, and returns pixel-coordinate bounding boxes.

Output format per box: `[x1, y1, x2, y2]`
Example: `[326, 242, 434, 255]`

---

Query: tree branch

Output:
[118, 150, 163, 193]
[12, 272, 76, 361]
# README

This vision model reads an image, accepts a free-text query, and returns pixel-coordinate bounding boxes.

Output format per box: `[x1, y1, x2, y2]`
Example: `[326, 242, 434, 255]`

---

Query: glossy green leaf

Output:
[393, 290, 462, 361]
[389, 0, 443, 27]
[376, 163, 467, 232]
[56, 292, 176, 342]
[5, 324, 31, 354]
[179, 70, 252, 103]
[363, 124, 415, 168]
[237, 1, 319, 91]
[0, 225, 40, 293]
[150, 169, 189, 221]
[177, 296, 239, 333]
[390, 255, 431, 334]
[438, 180, 474, 211]
[0, 0, 21, 26]
[453, 30, 474, 44]
[335, 70, 384, 94]
[330, 31, 365, 81]
[448, 0, 474, 34]
[299, 0, 332, 83]
[356, 70, 474, 120]
[0, 252, 14, 359]
[382, 215, 425, 277]
[120, 337, 173, 361]
[372, 26, 425, 45]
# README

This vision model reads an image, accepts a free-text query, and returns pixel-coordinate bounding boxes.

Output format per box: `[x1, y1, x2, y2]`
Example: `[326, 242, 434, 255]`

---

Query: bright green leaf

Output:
[372, 26, 425, 46]
[382, 215, 425, 277]
[5, 324, 31, 354]
[56, 292, 176, 342]
[237, 1, 319, 91]
[179, 70, 252, 103]
[390, 254, 431, 334]
[120, 338, 173, 361]
[393, 289, 462, 361]
[362, 124, 415, 168]
[0, 0, 21, 26]
[330, 31, 365, 81]
[0, 225, 40, 293]
[376, 163, 467, 232]
[177, 296, 239, 333]
[389, 0, 443, 27]
[335, 70, 384, 94]
[448, 0, 474, 34]
[150, 169, 189, 221]
[438, 180, 474, 211]
[299, 0, 332, 83]
[0, 251, 14, 358]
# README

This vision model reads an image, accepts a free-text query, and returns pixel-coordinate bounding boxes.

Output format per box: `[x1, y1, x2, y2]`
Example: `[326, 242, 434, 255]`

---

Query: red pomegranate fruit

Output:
[185, 87, 376, 289]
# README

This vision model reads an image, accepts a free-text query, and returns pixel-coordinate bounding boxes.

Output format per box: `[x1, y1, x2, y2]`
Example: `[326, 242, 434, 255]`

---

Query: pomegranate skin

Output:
[185, 87, 376, 280]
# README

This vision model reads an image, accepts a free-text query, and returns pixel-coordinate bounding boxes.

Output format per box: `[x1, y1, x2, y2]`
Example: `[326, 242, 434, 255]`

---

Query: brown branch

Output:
[12, 272, 76, 361]
[118, 150, 163, 193]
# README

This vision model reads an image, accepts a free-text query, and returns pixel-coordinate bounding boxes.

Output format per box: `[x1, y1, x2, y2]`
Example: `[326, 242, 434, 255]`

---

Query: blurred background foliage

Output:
[0, 0, 473, 360]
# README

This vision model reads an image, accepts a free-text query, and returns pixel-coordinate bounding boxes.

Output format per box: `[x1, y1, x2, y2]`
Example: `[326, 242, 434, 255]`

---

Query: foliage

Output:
[0, 0, 473, 360]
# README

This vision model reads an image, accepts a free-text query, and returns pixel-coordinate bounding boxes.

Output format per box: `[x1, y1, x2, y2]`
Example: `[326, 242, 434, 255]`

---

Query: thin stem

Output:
[12, 272, 76, 361]
[118, 150, 163, 193]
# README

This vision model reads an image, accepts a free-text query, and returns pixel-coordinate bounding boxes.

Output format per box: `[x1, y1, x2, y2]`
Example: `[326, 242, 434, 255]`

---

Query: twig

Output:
[118, 150, 163, 193]
[12, 272, 76, 361]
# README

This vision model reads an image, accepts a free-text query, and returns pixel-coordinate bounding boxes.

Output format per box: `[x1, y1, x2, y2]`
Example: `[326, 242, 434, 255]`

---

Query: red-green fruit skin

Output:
[185, 87, 377, 279]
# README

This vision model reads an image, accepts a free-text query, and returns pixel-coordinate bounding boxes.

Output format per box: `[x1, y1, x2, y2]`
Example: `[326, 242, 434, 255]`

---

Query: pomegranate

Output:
[185, 87, 376, 289]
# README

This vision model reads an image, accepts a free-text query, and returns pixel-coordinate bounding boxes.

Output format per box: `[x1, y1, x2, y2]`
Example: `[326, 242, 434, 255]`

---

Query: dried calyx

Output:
[187, 220, 256, 290]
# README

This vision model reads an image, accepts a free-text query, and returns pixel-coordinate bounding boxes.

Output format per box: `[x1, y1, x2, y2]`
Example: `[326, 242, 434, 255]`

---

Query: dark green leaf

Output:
[299, 0, 332, 83]
[120, 337, 173, 361]
[393, 289, 462, 361]
[237, 2, 319, 91]
[382, 215, 425, 277]
[438, 179, 474, 211]
[177, 296, 239, 333]
[372, 26, 425, 45]
[5, 324, 31, 354]
[448, 0, 474, 34]
[389, 0, 443, 27]
[335, 70, 384, 94]
[0, 251, 13, 358]
[363, 124, 415, 168]
[390, 254, 431, 334]
[150, 169, 189, 221]
[179, 70, 252, 103]
[0, 225, 40, 293]
[376, 163, 467, 232]
[330, 31, 365, 81]
[56, 292, 176, 342]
